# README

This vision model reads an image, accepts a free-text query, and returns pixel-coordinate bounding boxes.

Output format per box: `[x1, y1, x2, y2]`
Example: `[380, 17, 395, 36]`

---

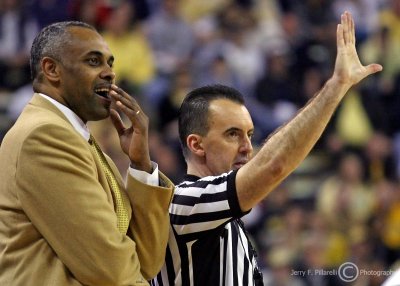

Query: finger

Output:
[337, 23, 344, 49]
[115, 100, 143, 123]
[110, 84, 136, 104]
[365, 63, 383, 75]
[109, 92, 136, 111]
[109, 109, 125, 136]
[109, 84, 139, 110]
[109, 85, 147, 126]
[349, 12, 355, 45]
[342, 12, 350, 45]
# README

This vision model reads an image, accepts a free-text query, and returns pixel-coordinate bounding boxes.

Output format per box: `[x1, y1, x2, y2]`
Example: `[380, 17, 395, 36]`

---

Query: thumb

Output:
[365, 63, 383, 75]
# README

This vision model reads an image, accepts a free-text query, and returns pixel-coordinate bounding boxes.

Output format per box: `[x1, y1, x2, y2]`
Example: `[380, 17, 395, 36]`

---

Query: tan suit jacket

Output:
[0, 94, 174, 285]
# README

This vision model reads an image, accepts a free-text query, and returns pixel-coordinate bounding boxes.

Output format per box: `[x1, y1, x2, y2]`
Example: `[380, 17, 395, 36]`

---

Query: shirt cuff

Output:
[128, 161, 159, 186]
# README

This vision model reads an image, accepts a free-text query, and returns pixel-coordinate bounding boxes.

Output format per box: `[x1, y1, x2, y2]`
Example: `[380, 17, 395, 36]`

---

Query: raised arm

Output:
[236, 11, 382, 212]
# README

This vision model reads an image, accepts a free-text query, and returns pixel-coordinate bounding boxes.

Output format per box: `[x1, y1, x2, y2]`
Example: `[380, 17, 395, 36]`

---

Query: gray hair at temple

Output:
[30, 21, 95, 82]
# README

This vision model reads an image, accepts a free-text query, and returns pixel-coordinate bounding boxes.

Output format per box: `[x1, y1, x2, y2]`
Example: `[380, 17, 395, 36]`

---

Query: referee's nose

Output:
[239, 134, 253, 155]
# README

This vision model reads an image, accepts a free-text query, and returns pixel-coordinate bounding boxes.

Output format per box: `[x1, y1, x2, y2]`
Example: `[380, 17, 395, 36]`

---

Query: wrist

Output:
[130, 160, 153, 174]
[327, 76, 352, 92]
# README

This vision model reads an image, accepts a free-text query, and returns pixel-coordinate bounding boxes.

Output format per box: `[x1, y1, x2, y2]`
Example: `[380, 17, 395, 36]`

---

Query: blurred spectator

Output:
[280, 0, 338, 81]
[254, 51, 299, 126]
[28, 0, 70, 28]
[0, 0, 38, 91]
[190, 16, 239, 88]
[379, 0, 400, 79]
[360, 25, 400, 96]
[299, 66, 325, 104]
[296, 232, 344, 286]
[363, 132, 396, 182]
[144, 0, 195, 105]
[264, 247, 306, 286]
[249, 0, 287, 55]
[6, 83, 32, 121]
[157, 65, 192, 135]
[101, 1, 155, 98]
[130, 0, 152, 21]
[305, 211, 348, 269]
[333, 89, 375, 148]
[179, 0, 229, 23]
[69, 0, 112, 29]
[148, 131, 185, 184]
[379, 184, 400, 266]
[343, 225, 388, 286]
[260, 204, 308, 271]
[316, 151, 376, 230]
[195, 54, 241, 90]
[216, 2, 264, 95]
[154, 66, 192, 182]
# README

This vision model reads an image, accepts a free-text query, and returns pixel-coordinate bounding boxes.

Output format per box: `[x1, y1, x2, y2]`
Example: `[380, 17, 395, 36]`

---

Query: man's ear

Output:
[41, 57, 61, 83]
[187, 134, 205, 157]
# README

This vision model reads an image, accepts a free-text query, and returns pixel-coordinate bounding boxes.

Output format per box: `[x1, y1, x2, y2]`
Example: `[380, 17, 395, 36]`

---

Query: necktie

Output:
[89, 135, 129, 233]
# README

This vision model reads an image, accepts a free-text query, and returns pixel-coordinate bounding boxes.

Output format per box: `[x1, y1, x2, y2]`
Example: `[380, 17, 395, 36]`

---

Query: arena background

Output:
[1, 0, 399, 285]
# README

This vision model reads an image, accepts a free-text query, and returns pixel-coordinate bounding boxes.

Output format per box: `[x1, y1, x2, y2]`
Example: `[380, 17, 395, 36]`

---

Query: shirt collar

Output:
[38, 93, 90, 141]
[183, 174, 201, 182]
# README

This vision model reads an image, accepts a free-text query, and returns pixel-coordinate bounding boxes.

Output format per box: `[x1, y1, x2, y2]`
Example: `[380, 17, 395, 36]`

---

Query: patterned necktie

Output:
[89, 135, 129, 233]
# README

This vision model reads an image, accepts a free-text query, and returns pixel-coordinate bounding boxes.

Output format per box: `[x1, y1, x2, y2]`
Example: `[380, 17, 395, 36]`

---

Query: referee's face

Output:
[200, 99, 254, 175]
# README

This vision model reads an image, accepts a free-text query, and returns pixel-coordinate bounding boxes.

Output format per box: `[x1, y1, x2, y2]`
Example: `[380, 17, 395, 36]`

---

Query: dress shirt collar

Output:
[38, 93, 90, 141]
[37, 93, 160, 184]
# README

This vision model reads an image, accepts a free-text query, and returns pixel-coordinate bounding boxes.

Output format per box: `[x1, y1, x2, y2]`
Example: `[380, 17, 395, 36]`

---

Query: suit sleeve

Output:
[125, 172, 173, 280]
[16, 124, 149, 286]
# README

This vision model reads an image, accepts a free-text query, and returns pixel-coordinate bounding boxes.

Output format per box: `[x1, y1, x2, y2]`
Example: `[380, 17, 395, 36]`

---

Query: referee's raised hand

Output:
[235, 11, 383, 212]
[332, 11, 382, 89]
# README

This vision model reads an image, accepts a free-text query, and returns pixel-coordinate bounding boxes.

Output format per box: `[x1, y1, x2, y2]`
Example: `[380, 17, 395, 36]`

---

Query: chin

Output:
[88, 110, 110, 122]
[232, 163, 245, 171]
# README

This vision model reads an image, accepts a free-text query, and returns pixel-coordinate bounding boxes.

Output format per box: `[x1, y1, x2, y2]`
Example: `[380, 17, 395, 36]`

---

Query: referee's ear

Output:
[187, 134, 205, 157]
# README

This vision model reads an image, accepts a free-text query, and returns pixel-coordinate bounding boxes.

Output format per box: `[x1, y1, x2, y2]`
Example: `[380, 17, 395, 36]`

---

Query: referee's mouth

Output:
[233, 160, 248, 169]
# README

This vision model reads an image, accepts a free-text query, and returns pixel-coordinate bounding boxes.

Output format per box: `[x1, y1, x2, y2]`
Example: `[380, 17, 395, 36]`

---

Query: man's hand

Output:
[109, 84, 152, 173]
[332, 11, 382, 88]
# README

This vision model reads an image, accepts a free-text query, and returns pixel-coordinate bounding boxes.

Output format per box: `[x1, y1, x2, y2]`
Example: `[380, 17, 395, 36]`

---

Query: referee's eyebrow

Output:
[224, 127, 239, 134]
[224, 127, 254, 134]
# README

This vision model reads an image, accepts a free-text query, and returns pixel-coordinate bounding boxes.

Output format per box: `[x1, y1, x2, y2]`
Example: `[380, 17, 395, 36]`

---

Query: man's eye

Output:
[88, 58, 99, 65]
[228, 131, 239, 137]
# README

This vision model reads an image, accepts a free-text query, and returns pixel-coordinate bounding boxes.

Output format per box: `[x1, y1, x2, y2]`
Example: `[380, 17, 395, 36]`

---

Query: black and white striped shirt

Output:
[151, 170, 263, 286]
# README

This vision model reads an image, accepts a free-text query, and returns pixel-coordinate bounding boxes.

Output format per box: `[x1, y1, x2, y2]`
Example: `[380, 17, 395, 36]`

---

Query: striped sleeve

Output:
[169, 170, 245, 238]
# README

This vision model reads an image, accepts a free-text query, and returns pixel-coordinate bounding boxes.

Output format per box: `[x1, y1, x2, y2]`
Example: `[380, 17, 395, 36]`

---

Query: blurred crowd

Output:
[1, 0, 400, 285]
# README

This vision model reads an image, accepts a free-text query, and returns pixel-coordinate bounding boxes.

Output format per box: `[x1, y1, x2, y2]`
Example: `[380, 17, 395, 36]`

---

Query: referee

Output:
[152, 11, 382, 286]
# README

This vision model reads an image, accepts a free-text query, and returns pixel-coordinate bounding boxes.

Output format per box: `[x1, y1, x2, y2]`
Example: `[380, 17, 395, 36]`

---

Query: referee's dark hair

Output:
[178, 84, 245, 158]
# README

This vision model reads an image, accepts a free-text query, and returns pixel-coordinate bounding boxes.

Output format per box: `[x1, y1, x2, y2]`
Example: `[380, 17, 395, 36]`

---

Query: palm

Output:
[109, 85, 152, 173]
[333, 12, 382, 87]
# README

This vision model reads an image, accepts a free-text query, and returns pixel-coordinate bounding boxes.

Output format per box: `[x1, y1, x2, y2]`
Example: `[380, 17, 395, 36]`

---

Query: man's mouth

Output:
[94, 86, 111, 100]
[233, 160, 248, 169]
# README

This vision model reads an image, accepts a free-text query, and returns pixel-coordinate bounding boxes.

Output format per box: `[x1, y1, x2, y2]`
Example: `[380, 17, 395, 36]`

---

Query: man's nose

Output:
[100, 66, 116, 81]
[240, 136, 253, 154]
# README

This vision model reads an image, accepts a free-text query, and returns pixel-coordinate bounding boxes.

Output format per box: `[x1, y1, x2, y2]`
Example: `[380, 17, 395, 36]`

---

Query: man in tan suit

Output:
[0, 21, 173, 285]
